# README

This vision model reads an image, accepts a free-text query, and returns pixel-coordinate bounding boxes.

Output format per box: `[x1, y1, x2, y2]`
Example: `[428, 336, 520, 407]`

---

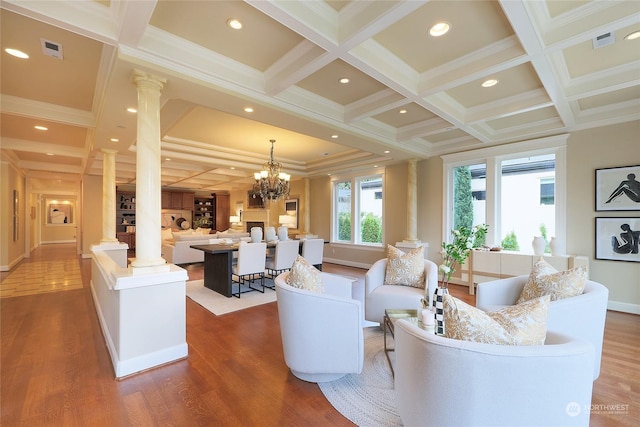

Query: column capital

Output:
[101, 148, 118, 155]
[131, 69, 167, 90]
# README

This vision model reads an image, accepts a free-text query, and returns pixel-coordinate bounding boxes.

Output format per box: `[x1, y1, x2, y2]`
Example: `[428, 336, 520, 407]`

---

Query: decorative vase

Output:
[549, 237, 564, 256]
[532, 236, 546, 256]
[250, 227, 263, 243]
[265, 226, 277, 242]
[432, 287, 449, 336]
[277, 226, 289, 241]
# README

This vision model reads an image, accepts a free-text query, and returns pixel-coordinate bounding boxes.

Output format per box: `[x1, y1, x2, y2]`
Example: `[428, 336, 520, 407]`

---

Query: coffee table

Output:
[383, 308, 418, 377]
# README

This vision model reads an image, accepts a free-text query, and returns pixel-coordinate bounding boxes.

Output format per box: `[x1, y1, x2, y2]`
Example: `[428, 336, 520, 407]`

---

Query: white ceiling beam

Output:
[1, 138, 86, 158]
[112, 0, 158, 47]
[1, 95, 96, 128]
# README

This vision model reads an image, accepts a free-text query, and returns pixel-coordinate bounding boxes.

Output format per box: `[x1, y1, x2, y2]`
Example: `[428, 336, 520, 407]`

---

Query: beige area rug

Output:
[185, 279, 277, 315]
[318, 327, 402, 427]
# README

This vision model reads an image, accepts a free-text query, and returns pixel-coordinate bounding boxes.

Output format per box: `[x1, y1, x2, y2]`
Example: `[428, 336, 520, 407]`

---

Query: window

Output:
[442, 135, 567, 254]
[332, 173, 383, 245]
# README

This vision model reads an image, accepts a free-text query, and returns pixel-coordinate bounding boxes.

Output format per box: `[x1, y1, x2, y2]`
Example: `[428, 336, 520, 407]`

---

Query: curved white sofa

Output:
[395, 318, 595, 427]
[274, 271, 363, 382]
[162, 231, 250, 265]
[476, 277, 608, 380]
[364, 258, 438, 324]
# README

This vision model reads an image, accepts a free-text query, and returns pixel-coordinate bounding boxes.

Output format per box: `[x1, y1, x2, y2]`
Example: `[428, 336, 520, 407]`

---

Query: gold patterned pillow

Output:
[517, 258, 587, 304]
[287, 255, 324, 293]
[384, 245, 425, 288]
[444, 294, 550, 345]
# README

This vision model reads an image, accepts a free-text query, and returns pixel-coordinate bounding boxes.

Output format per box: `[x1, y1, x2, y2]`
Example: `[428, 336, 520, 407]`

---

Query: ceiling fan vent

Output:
[592, 32, 615, 49]
[40, 38, 63, 59]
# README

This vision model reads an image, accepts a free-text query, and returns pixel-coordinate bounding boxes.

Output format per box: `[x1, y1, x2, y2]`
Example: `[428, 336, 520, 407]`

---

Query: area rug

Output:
[318, 327, 402, 427]
[185, 279, 277, 315]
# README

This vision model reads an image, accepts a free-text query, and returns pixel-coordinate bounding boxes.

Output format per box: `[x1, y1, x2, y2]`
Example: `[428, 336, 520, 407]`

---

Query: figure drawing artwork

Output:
[595, 165, 640, 211]
[595, 217, 640, 262]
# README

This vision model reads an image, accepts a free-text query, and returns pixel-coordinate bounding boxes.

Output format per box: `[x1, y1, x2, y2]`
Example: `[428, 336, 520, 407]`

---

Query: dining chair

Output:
[301, 238, 324, 270]
[266, 240, 300, 281]
[231, 242, 267, 297]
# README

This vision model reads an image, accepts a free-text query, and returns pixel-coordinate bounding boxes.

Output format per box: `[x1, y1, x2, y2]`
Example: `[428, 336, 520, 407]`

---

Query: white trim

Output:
[607, 301, 640, 315]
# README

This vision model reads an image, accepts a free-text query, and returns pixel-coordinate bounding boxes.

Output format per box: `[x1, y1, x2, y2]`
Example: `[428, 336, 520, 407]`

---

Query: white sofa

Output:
[274, 271, 364, 382]
[364, 258, 438, 324]
[476, 277, 609, 380]
[394, 318, 595, 427]
[162, 230, 250, 265]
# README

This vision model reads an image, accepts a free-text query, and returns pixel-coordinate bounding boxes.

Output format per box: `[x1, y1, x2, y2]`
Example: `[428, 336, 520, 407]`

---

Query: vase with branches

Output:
[439, 224, 488, 288]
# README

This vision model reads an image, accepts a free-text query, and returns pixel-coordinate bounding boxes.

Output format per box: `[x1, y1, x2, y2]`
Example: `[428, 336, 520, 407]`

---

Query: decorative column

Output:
[406, 158, 419, 242]
[303, 178, 310, 234]
[130, 70, 167, 269]
[396, 159, 428, 255]
[100, 149, 119, 244]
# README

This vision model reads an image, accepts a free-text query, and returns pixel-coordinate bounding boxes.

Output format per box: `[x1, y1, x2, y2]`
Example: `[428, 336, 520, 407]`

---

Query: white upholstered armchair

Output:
[364, 258, 438, 324]
[394, 319, 595, 427]
[275, 271, 363, 382]
[476, 277, 609, 380]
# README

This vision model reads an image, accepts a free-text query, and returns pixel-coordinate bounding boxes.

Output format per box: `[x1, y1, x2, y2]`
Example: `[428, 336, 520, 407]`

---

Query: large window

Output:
[333, 173, 383, 245]
[443, 136, 567, 254]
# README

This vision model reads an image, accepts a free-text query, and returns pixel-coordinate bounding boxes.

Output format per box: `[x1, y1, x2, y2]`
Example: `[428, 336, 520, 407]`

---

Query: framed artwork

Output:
[47, 201, 74, 225]
[595, 165, 640, 211]
[247, 191, 265, 209]
[13, 190, 19, 241]
[595, 217, 640, 262]
[285, 198, 299, 229]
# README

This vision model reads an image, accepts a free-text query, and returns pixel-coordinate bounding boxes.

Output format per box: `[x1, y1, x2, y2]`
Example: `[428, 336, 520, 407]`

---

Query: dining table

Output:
[190, 240, 300, 298]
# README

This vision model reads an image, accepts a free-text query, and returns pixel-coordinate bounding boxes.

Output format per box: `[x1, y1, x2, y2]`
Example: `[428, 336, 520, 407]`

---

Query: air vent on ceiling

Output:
[40, 38, 63, 59]
[593, 32, 615, 49]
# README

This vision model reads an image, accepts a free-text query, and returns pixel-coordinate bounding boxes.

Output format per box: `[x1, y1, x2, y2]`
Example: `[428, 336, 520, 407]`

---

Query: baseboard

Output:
[41, 240, 76, 244]
[607, 300, 640, 315]
[115, 343, 189, 379]
[0, 254, 24, 272]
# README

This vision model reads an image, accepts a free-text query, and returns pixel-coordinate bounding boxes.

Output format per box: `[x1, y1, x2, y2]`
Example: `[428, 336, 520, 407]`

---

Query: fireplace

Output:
[246, 221, 264, 233]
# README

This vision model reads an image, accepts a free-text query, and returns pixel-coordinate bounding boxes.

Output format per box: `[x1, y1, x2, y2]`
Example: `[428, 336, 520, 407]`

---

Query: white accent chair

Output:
[301, 238, 324, 270]
[266, 240, 299, 280]
[394, 318, 595, 427]
[364, 258, 438, 324]
[476, 277, 609, 380]
[274, 271, 363, 382]
[231, 242, 267, 297]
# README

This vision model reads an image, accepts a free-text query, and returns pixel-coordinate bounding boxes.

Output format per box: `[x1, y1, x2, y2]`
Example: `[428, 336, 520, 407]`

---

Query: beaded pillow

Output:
[517, 258, 587, 304]
[444, 294, 550, 345]
[287, 255, 324, 293]
[384, 245, 425, 288]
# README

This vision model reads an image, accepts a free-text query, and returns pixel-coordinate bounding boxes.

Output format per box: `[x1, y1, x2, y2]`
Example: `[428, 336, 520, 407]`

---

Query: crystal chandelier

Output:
[253, 139, 291, 202]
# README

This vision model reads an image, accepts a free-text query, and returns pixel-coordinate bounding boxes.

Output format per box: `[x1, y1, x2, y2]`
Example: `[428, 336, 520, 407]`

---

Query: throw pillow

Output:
[384, 245, 425, 288]
[287, 255, 324, 293]
[444, 294, 550, 345]
[517, 258, 587, 304]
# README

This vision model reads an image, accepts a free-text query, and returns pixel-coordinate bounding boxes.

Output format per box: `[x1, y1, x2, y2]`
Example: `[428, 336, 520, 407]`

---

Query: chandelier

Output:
[253, 139, 291, 202]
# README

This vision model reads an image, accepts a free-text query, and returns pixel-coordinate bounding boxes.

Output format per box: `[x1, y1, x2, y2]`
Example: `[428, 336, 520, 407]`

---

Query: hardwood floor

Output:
[1, 244, 638, 426]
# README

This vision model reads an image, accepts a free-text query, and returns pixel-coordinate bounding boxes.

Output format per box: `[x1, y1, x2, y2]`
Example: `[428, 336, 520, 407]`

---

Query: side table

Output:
[383, 309, 418, 377]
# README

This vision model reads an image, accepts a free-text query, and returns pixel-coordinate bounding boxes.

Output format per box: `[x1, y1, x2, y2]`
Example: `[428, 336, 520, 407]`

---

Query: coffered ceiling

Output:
[1, 0, 639, 193]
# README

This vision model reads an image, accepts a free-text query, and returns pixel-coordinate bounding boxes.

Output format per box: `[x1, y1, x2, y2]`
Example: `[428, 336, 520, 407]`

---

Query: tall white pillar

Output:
[406, 159, 419, 242]
[101, 149, 119, 244]
[130, 70, 167, 269]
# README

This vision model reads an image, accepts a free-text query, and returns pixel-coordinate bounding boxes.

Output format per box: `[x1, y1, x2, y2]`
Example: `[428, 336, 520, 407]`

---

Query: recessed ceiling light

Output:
[429, 22, 450, 37]
[5, 48, 29, 59]
[244, 107, 254, 113]
[624, 30, 640, 40]
[165, 158, 171, 161]
[399, 109, 407, 114]
[227, 18, 242, 30]
[110, 138, 119, 142]
[383, 150, 390, 154]
[46, 153, 54, 156]
[230, 167, 236, 170]
[374, 165, 378, 168]
[339, 77, 350, 84]
[34, 125, 48, 131]
[331, 134, 338, 139]
[482, 79, 499, 88]
[127, 107, 137, 113]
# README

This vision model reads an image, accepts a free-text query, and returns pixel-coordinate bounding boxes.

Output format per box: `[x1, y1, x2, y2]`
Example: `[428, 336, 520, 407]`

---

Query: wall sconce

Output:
[230, 215, 241, 226]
